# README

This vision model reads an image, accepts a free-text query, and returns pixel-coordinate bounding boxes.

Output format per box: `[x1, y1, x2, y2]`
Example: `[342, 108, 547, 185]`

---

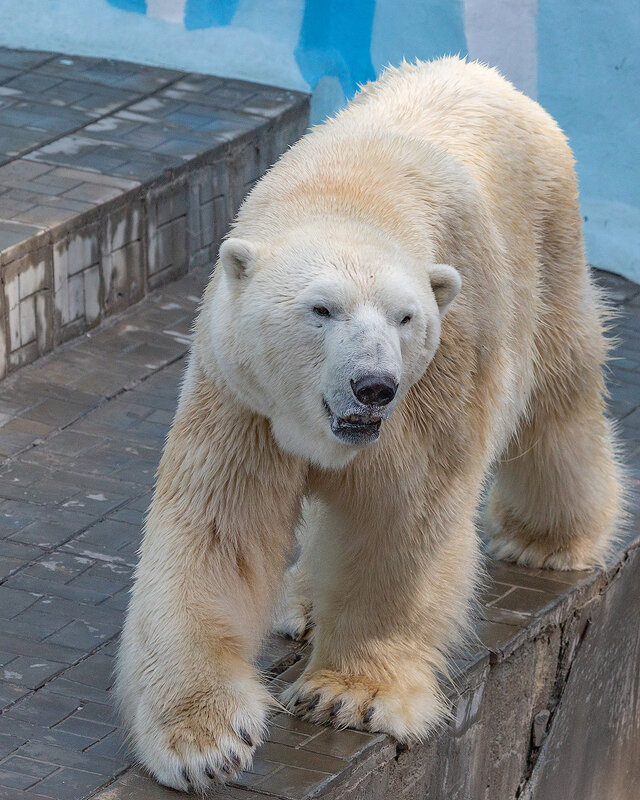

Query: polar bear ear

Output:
[219, 238, 257, 281]
[429, 264, 461, 316]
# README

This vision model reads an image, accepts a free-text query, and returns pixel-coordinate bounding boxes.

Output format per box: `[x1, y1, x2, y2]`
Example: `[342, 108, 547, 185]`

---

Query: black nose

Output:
[350, 374, 398, 406]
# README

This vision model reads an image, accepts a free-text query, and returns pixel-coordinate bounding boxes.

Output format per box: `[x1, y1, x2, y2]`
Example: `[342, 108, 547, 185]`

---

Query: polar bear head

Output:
[209, 221, 460, 469]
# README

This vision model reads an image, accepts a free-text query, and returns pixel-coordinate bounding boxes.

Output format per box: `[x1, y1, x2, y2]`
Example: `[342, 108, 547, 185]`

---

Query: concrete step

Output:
[0, 47, 309, 377]
[95, 551, 640, 800]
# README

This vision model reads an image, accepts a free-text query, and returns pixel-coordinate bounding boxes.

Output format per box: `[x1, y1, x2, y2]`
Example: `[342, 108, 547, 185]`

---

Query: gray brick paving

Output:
[0, 262, 634, 799]
[0, 252, 225, 796]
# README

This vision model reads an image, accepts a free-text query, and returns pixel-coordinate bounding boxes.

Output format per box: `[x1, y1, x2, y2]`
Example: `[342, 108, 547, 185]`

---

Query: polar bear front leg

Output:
[116, 370, 305, 792]
[281, 472, 481, 741]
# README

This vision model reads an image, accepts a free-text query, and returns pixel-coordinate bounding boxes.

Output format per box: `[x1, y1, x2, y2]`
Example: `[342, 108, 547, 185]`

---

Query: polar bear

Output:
[116, 57, 623, 792]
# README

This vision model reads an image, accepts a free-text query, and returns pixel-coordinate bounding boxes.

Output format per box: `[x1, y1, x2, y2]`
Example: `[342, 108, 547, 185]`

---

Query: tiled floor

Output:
[0, 264, 636, 799]
[0, 268, 204, 799]
[0, 46, 298, 183]
[0, 47, 204, 234]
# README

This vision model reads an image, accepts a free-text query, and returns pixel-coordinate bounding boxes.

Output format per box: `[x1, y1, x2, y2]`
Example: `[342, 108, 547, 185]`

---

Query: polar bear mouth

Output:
[322, 399, 382, 445]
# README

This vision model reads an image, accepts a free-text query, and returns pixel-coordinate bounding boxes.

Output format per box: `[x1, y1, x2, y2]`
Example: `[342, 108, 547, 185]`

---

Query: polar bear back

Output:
[234, 57, 575, 269]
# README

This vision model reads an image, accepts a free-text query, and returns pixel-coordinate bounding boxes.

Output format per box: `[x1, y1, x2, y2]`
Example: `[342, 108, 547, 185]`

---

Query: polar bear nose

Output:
[350, 374, 398, 406]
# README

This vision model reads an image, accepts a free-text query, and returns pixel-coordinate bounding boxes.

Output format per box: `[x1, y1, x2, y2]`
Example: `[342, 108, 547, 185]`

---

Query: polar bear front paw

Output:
[280, 668, 445, 742]
[133, 674, 270, 792]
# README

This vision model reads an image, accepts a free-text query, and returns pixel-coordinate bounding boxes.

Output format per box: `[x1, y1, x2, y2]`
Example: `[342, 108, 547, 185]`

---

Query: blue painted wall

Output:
[0, 0, 637, 281]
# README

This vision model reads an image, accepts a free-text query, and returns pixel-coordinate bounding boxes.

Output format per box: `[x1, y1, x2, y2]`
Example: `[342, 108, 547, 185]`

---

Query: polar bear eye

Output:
[401, 314, 412, 325]
[313, 305, 331, 318]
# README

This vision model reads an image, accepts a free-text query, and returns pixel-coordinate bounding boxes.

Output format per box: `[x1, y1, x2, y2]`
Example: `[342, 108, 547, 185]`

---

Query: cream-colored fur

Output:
[116, 58, 623, 791]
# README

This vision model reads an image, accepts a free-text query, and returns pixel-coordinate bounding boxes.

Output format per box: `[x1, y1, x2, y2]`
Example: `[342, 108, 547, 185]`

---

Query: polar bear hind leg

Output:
[486, 383, 623, 571]
[486, 213, 624, 570]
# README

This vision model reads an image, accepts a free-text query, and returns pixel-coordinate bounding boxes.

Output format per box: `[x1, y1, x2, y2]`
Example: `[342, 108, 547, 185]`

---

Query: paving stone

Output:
[487, 585, 558, 617]
[0, 49, 53, 72]
[46, 619, 120, 651]
[0, 733, 24, 758]
[105, 507, 144, 526]
[0, 99, 91, 136]
[0, 786, 63, 800]
[45, 678, 112, 707]
[6, 610, 68, 641]
[54, 715, 114, 742]
[98, 589, 130, 613]
[0, 633, 83, 666]
[38, 55, 181, 92]
[22, 553, 94, 585]
[62, 653, 115, 691]
[302, 728, 380, 761]
[0, 502, 49, 532]
[0, 681, 29, 707]
[1, 614, 67, 644]
[0, 650, 18, 666]
[1, 657, 66, 689]
[250, 764, 335, 798]
[83, 730, 127, 762]
[4, 575, 111, 606]
[0, 717, 93, 751]
[25, 595, 122, 629]
[73, 701, 117, 727]
[0, 220, 43, 251]
[0, 586, 40, 617]
[13, 739, 123, 776]
[25, 766, 108, 800]
[2, 72, 61, 96]
[64, 519, 138, 553]
[1, 753, 58, 779]
[9, 519, 89, 548]
[0, 767, 38, 789]
[0, 123, 46, 158]
[95, 768, 266, 799]
[0, 537, 40, 563]
[7, 689, 81, 726]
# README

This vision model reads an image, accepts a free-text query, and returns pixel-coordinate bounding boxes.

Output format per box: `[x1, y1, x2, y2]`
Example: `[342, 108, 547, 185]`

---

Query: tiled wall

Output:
[0, 119, 306, 377]
[0, 53, 309, 378]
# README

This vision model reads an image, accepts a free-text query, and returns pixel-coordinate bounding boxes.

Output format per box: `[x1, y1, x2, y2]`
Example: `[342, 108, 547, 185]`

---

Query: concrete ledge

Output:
[93, 537, 640, 800]
[0, 48, 309, 377]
